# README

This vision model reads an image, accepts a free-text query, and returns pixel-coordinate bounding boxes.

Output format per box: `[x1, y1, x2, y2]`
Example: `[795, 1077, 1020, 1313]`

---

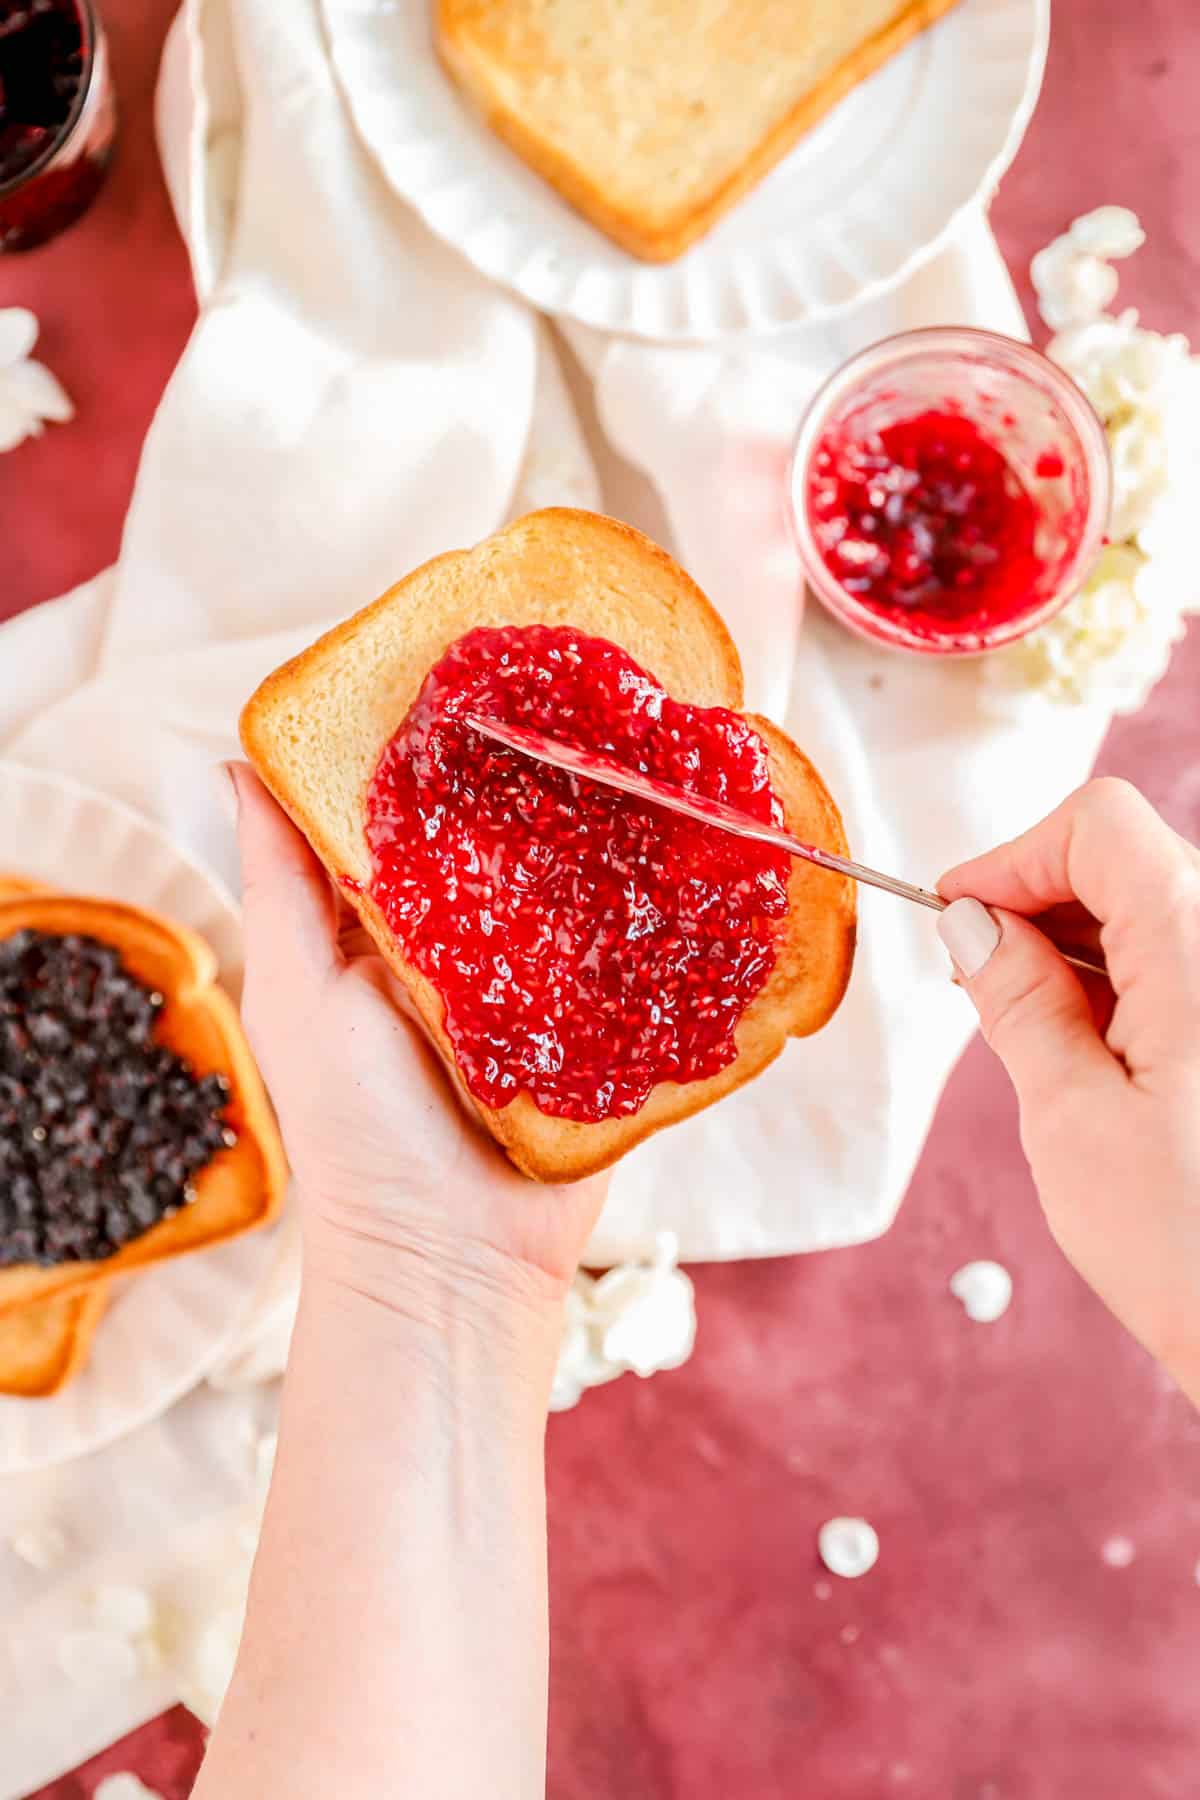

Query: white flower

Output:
[548, 1234, 697, 1411]
[1031, 206, 1146, 332]
[949, 1260, 1013, 1323]
[1031, 241, 1118, 333]
[0, 308, 73, 452]
[817, 1517, 879, 1580]
[1051, 312, 1190, 424]
[991, 544, 1186, 712]
[1068, 205, 1146, 259]
[549, 1273, 622, 1411]
[991, 208, 1200, 710]
[590, 1234, 696, 1378]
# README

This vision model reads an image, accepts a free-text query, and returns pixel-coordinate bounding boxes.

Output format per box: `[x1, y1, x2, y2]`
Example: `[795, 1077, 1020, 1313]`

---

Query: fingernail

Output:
[938, 897, 1001, 979]
[214, 760, 240, 825]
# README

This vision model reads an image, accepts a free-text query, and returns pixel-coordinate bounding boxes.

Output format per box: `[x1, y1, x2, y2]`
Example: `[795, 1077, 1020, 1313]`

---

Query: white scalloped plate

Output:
[322, 0, 1047, 341]
[0, 763, 285, 1473]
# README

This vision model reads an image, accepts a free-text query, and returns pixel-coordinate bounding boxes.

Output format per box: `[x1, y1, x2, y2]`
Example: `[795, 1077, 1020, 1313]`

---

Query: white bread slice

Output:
[436, 0, 963, 263]
[241, 510, 855, 1182]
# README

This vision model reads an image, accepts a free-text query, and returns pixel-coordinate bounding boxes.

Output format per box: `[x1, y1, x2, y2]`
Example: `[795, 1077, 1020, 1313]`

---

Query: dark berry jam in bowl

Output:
[789, 328, 1111, 656]
[0, 0, 116, 253]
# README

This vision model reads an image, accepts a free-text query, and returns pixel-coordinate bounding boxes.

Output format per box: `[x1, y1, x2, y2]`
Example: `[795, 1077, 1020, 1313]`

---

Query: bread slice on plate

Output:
[242, 508, 855, 1184]
[0, 1285, 110, 1398]
[436, 0, 963, 262]
[0, 895, 289, 1314]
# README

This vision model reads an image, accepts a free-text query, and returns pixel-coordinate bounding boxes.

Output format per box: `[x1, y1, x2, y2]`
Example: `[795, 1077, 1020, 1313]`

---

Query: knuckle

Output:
[1079, 775, 1150, 831]
[1083, 775, 1141, 811]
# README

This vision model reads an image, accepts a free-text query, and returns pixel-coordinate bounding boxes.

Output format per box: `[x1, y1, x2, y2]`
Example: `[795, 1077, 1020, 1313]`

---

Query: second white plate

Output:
[323, 0, 1047, 340]
[0, 763, 285, 1473]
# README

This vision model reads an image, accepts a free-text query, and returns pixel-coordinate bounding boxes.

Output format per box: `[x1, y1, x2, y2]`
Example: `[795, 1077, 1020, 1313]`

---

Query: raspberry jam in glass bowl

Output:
[790, 329, 1111, 656]
[0, 0, 116, 253]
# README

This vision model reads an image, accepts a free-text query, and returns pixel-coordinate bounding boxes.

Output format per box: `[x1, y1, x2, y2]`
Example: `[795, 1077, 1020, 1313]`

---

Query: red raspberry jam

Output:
[808, 409, 1044, 640]
[364, 626, 791, 1123]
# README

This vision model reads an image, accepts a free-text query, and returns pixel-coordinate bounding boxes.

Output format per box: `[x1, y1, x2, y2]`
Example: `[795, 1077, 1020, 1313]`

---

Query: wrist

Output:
[297, 1196, 567, 1402]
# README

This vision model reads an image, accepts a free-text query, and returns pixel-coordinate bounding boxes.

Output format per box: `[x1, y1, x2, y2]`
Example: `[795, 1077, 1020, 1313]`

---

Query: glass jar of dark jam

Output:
[0, 0, 116, 253]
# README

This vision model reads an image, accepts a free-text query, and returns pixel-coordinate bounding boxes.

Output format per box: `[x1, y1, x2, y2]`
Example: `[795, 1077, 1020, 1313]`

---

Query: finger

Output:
[229, 762, 339, 990]
[938, 897, 1120, 1109]
[939, 778, 1197, 930]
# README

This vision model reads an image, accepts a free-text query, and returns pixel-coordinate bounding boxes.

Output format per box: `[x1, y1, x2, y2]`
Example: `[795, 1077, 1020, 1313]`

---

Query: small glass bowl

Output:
[0, 0, 117, 254]
[789, 327, 1112, 656]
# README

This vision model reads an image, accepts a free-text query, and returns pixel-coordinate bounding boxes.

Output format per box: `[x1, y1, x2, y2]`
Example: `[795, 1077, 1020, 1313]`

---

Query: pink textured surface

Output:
[12, 1, 1200, 1795]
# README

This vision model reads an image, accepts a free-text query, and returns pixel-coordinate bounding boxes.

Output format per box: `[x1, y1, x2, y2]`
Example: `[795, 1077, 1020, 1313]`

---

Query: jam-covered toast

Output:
[241, 510, 855, 1183]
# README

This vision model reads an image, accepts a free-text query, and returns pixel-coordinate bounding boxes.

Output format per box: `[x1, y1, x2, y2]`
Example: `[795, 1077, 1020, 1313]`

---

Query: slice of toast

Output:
[0, 896, 289, 1313]
[436, 0, 963, 262]
[241, 509, 855, 1183]
[0, 1285, 110, 1398]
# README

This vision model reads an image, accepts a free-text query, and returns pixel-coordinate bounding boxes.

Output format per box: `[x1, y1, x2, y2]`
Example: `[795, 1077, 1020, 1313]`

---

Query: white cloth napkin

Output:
[0, 1, 1117, 1789]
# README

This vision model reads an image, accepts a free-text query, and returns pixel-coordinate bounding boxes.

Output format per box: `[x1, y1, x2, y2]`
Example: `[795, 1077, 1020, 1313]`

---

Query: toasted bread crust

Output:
[0, 1285, 110, 1398]
[0, 875, 54, 902]
[437, 0, 963, 261]
[0, 896, 288, 1313]
[241, 509, 856, 1183]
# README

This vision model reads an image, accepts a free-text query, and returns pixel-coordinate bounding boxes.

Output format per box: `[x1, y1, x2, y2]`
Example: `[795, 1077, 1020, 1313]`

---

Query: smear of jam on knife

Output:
[365, 626, 791, 1123]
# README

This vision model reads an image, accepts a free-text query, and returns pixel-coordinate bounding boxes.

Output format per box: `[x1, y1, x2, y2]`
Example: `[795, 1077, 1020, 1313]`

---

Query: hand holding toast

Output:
[229, 762, 609, 1325]
[202, 760, 591, 1800]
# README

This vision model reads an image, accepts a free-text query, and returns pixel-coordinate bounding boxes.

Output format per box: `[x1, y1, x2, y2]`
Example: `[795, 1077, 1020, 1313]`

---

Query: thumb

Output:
[938, 897, 1114, 1106]
[228, 761, 338, 995]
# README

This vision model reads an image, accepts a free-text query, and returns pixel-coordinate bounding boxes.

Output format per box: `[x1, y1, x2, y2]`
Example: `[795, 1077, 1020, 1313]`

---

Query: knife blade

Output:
[465, 710, 1108, 981]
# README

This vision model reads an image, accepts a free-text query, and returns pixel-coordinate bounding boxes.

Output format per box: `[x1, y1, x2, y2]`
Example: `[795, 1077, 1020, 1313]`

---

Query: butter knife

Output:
[466, 711, 1107, 981]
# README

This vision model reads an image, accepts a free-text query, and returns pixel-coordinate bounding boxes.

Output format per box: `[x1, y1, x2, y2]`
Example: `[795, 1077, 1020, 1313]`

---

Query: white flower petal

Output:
[2, 355, 73, 424]
[0, 306, 38, 366]
[592, 1253, 696, 1378]
[1032, 240, 1118, 332]
[949, 1261, 1013, 1323]
[95, 1777, 166, 1800]
[818, 1517, 879, 1580]
[0, 391, 34, 453]
[1068, 205, 1145, 260]
[548, 1366, 587, 1412]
